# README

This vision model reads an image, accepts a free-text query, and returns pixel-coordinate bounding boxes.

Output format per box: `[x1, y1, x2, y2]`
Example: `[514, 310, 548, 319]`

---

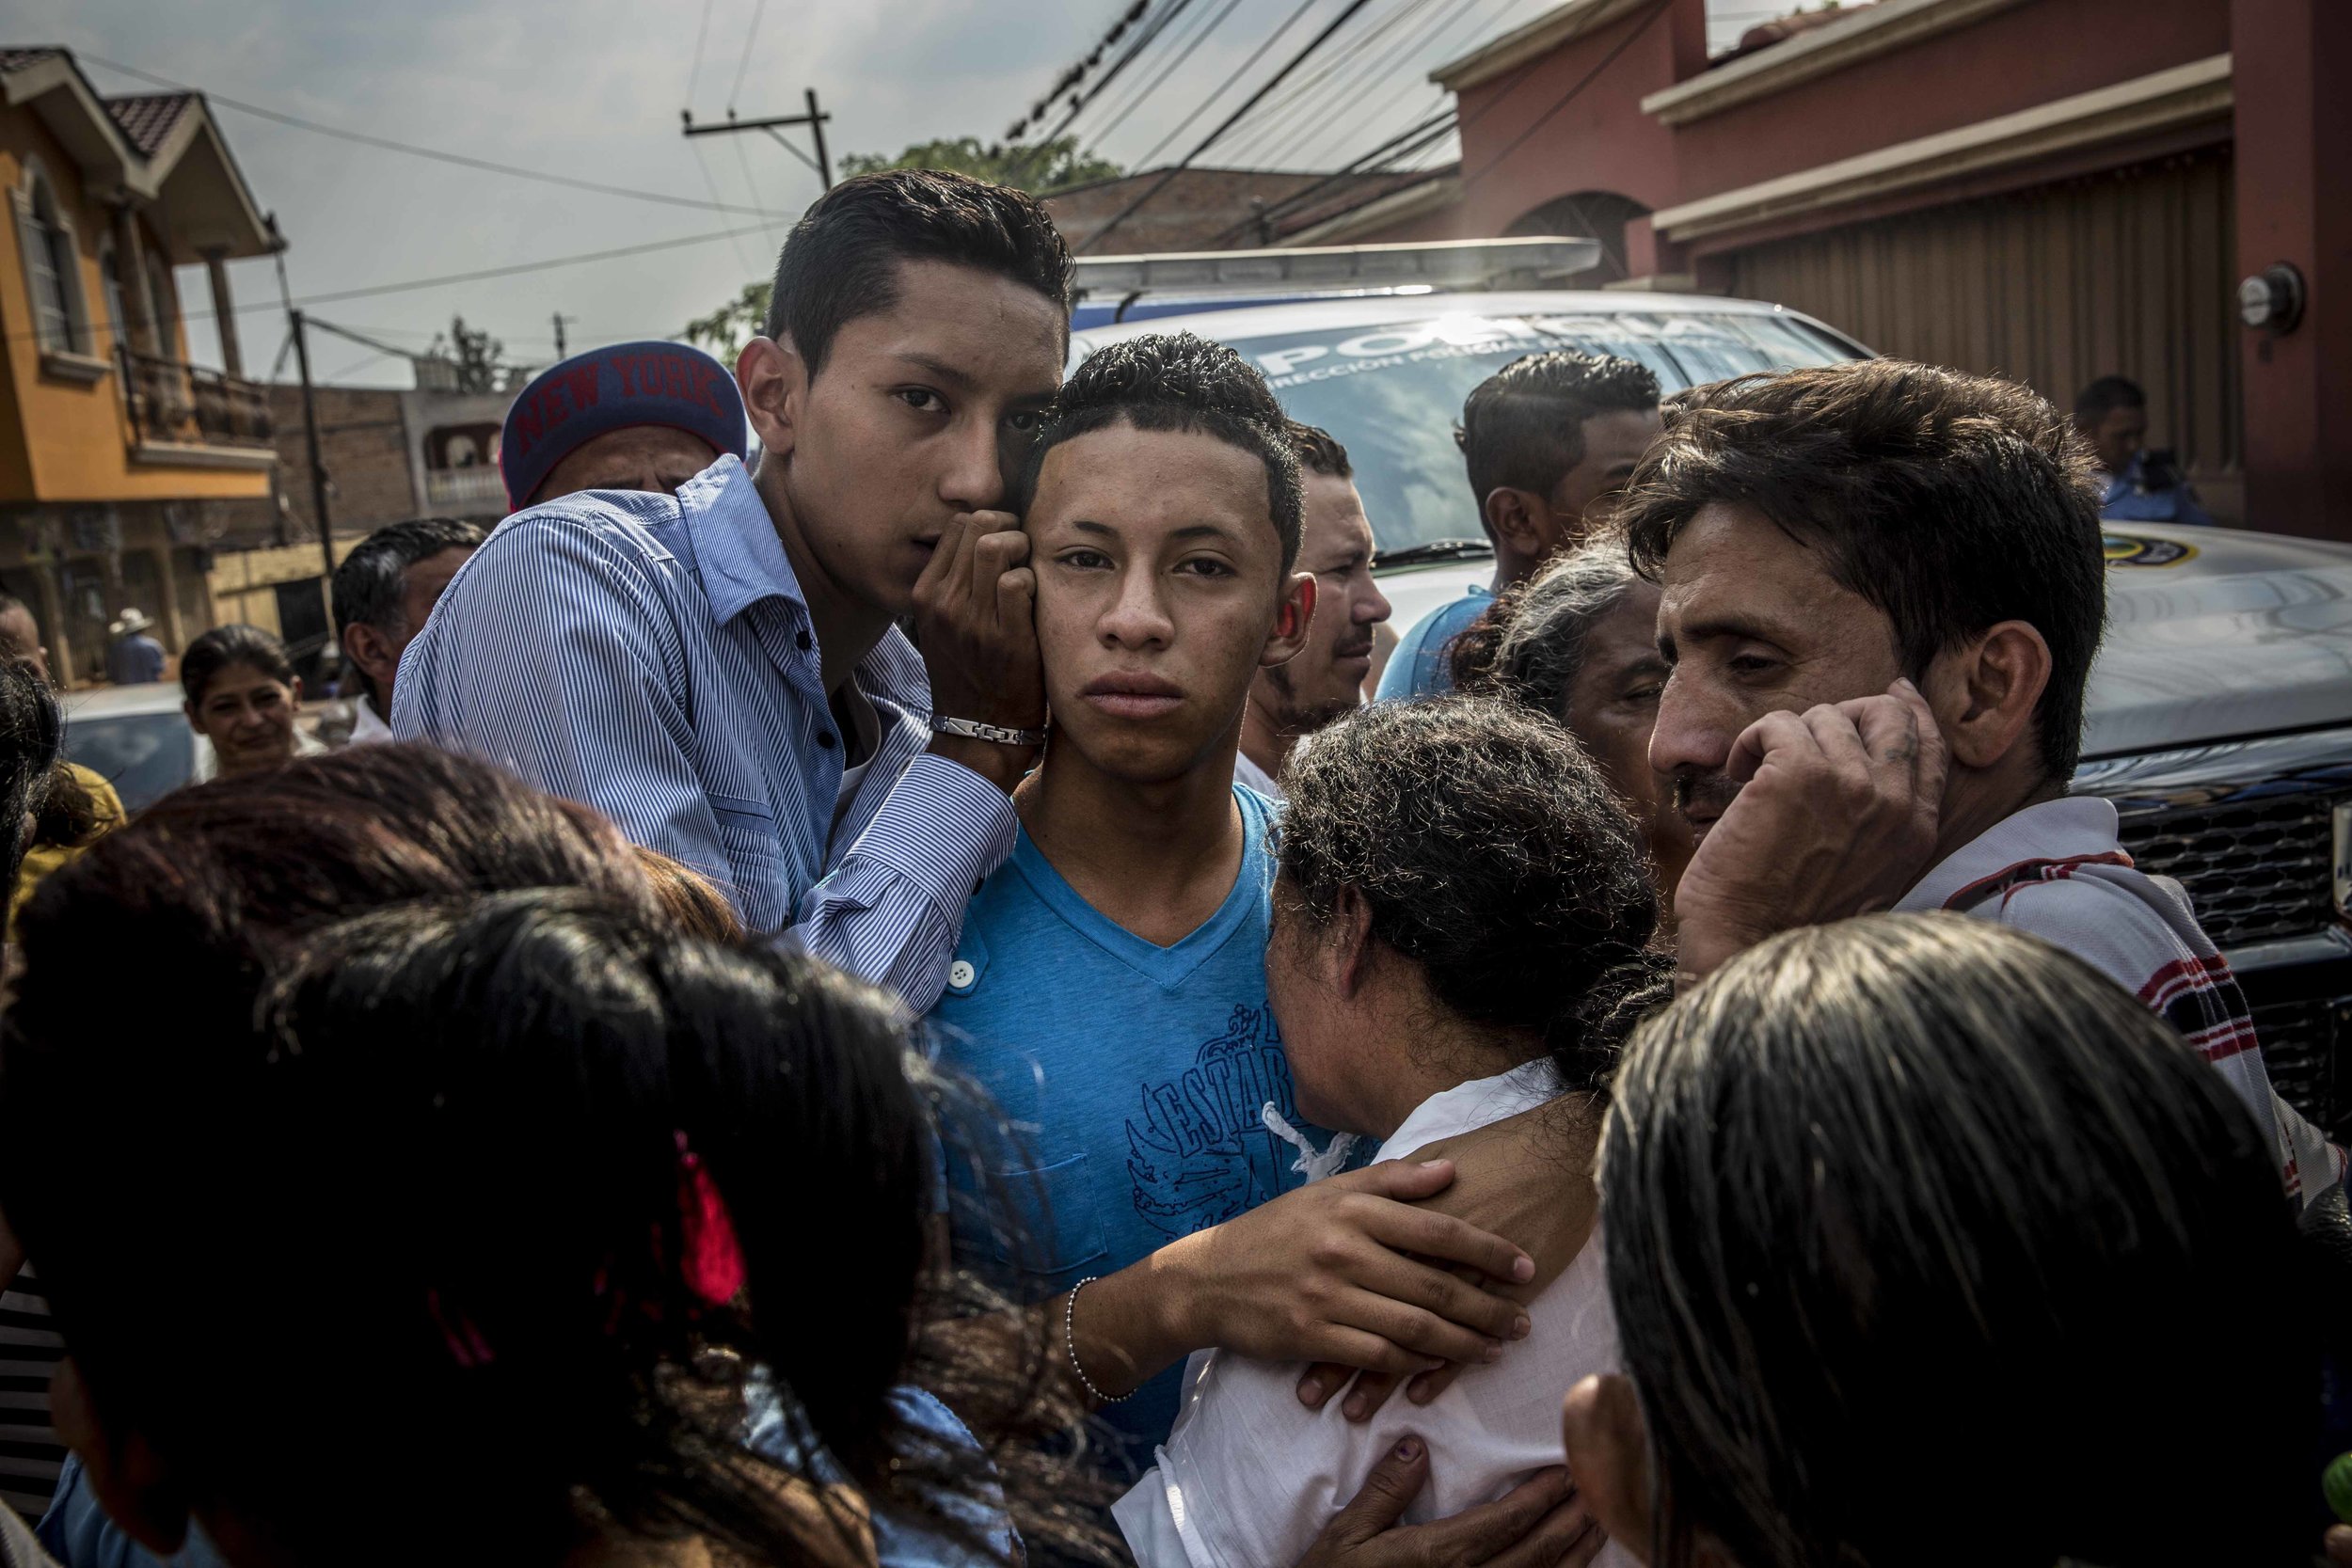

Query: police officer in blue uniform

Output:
[2073, 375, 2215, 526]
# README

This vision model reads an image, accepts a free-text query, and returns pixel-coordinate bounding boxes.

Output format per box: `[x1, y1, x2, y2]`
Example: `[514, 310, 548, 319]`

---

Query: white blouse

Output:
[1113, 1060, 1633, 1568]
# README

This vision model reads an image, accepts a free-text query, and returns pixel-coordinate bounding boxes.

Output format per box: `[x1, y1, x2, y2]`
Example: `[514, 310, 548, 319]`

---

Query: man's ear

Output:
[1261, 571, 1316, 669]
[341, 623, 395, 696]
[52, 1357, 194, 1557]
[737, 334, 804, 465]
[1330, 883, 1376, 999]
[1483, 486, 1549, 558]
[1929, 619, 2052, 772]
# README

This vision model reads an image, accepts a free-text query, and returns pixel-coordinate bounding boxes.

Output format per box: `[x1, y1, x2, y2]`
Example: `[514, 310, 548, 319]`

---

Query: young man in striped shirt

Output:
[1625, 358, 2341, 1207]
[397, 171, 1068, 1006]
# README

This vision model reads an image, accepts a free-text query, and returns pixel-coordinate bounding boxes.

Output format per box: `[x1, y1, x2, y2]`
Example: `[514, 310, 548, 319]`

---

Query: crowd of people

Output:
[0, 166, 2340, 1568]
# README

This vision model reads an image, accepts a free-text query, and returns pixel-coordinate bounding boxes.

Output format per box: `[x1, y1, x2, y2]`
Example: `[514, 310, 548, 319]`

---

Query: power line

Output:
[1073, 0, 1250, 156]
[1457, 0, 1672, 190]
[1128, 0, 1330, 171]
[1082, 0, 1383, 252]
[1222, 0, 1466, 166]
[1009, 0, 1165, 144]
[1, 223, 775, 346]
[725, 0, 770, 110]
[1007, 0, 1203, 184]
[75, 53, 773, 217]
[685, 0, 718, 104]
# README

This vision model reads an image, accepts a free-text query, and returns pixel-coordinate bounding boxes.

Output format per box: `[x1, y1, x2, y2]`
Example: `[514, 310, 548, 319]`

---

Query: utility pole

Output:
[682, 88, 834, 189]
[288, 309, 334, 591]
[551, 311, 579, 358]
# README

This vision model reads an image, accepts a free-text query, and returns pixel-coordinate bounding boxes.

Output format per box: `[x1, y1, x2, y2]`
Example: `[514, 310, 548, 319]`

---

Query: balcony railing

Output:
[423, 465, 509, 511]
[119, 348, 273, 451]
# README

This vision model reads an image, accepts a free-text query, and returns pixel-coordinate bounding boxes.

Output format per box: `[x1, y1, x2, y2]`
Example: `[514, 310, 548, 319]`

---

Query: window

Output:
[14, 163, 88, 355]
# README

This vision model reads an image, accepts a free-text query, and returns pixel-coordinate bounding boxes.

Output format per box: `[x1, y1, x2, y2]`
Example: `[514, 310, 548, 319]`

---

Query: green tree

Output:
[839, 135, 1122, 196]
[429, 315, 508, 393]
[682, 280, 771, 363]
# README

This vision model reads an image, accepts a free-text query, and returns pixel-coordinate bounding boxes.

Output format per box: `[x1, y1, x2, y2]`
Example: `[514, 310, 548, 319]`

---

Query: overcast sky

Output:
[23, 0, 1778, 387]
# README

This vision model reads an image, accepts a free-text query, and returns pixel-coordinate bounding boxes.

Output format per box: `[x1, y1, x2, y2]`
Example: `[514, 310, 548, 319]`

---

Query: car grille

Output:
[2250, 995, 2352, 1146]
[2113, 790, 2345, 950]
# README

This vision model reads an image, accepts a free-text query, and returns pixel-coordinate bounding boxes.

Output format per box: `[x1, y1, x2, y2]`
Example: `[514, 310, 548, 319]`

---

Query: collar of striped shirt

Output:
[1895, 796, 2124, 913]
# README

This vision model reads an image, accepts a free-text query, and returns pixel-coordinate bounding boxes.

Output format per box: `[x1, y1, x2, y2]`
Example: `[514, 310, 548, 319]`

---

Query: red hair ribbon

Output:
[675, 1131, 748, 1307]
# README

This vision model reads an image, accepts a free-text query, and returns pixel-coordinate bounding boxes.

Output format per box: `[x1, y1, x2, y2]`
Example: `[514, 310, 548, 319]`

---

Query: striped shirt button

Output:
[948, 960, 976, 989]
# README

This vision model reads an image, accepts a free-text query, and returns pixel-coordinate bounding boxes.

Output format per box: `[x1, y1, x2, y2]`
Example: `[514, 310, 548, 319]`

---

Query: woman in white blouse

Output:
[1115, 695, 1665, 1568]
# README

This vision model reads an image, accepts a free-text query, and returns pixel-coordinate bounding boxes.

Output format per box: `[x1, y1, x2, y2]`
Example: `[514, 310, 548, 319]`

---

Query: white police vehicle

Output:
[1070, 239, 2352, 1137]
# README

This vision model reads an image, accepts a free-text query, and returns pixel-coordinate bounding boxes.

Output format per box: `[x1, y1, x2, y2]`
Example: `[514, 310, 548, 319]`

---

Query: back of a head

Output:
[331, 516, 487, 635]
[763, 167, 1074, 377]
[1024, 331, 1305, 569]
[1449, 536, 1645, 709]
[5, 886, 942, 1562]
[0, 657, 59, 881]
[1457, 351, 1660, 511]
[1278, 695, 1661, 1085]
[1617, 359, 2107, 780]
[1599, 913, 2311, 1568]
[179, 623, 294, 705]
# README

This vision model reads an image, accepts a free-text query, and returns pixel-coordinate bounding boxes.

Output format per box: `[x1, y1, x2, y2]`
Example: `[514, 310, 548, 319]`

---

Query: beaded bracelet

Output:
[1063, 1275, 1130, 1405]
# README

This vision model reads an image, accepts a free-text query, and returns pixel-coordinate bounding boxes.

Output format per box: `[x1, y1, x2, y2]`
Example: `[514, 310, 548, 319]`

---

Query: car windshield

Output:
[1220, 309, 1857, 555]
[64, 710, 192, 812]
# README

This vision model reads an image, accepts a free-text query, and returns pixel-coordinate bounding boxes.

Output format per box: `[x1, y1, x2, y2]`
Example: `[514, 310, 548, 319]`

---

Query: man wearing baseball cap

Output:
[499, 340, 749, 511]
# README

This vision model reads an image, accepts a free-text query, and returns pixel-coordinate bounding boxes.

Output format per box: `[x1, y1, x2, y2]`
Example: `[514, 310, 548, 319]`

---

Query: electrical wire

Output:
[725, 0, 770, 111]
[1277, 0, 1517, 166]
[1082, 0, 1383, 251]
[1223, 0, 1470, 166]
[1456, 0, 1672, 191]
[685, 0, 718, 105]
[1125, 0, 1330, 171]
[1216, 0, 1453, 163]
[0, 223, 776, 347]
[75, 53, 772, 217]
[1073, 0, 1250, 156]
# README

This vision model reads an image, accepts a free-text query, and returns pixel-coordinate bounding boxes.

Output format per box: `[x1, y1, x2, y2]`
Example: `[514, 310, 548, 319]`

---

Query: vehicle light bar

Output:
[1072, 236, 1602, 300]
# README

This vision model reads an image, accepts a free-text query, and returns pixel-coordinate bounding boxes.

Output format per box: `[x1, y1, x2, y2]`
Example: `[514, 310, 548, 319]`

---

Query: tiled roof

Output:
[103, 91, 193, 156]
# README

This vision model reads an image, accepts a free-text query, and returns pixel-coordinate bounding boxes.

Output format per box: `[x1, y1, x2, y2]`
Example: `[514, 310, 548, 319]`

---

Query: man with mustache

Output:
[1233, 421, 1391, 800]
[1629, 358, 2340, 1207]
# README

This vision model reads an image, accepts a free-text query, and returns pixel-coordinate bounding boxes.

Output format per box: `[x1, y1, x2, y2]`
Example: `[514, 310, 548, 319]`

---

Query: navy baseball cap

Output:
[500, 340, 749, 509]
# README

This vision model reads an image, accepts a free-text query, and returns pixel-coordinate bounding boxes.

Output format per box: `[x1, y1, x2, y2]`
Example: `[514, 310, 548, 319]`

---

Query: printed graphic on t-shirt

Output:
[1125, 1001, 1299, 1238]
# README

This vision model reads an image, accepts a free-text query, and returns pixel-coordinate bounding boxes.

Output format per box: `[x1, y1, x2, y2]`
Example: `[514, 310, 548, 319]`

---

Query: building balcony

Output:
[119, 349, 276, 471]
[422, 464, 508, 512]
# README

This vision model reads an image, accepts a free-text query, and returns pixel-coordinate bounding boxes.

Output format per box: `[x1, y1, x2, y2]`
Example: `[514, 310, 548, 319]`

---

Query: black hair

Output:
[0, 744, 1102, 1565]
[1276, 695, 1664, 1088]
[0, 657, 59, 883]
[179, 623, 294, 706]
[2073, 373, 2146, 422]
[331, 518, 486, 638]
[1285, 418, 1352, 480]
[1456, 351, 1660, 519]
[1619, 359, 2106, 781]
[1601, 914, 2312, 1568]
[1449, 536, 1647, 705]
[1021, 332, 1305, 572]
[331, 518, 486, 707]
[762, 168, 1075, 378]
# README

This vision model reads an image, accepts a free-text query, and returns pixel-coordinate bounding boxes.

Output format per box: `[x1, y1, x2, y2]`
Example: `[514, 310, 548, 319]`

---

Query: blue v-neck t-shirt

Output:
[928, 784, 1331, 1450]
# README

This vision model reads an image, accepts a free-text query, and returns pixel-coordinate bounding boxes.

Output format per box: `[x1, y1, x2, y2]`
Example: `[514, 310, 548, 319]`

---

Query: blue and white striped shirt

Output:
[391, 455, 1013, 1009]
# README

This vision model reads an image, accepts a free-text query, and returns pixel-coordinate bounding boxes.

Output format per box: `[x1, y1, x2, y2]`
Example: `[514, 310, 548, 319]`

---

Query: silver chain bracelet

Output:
[932, 715, 1049, 747]
[1063, 1275, 1129, 1405]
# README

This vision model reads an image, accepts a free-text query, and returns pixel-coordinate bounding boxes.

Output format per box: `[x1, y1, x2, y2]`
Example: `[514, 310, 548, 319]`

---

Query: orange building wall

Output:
[0, 108, 266, 507]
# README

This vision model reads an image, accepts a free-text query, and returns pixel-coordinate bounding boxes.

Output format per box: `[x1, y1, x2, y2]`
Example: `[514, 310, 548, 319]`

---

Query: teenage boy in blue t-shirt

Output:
[930, 335, 1537, 1454]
